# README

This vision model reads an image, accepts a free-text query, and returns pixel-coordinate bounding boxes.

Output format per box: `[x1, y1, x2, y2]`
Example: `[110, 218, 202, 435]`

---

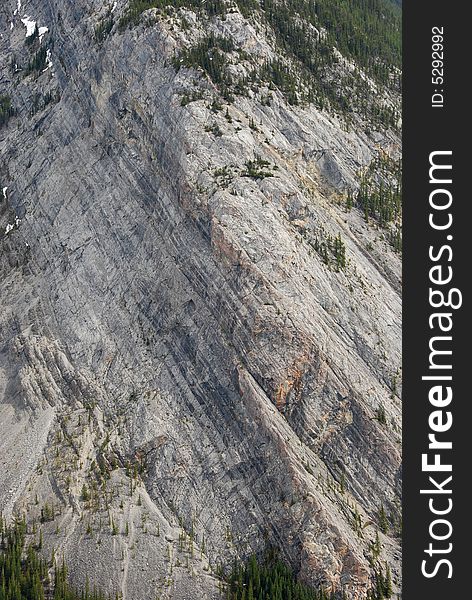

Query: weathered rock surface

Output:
[0, 2, 401, 598]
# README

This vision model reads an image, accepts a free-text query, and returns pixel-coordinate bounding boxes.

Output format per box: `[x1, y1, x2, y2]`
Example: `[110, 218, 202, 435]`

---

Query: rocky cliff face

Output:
[0, 1, 401, 598]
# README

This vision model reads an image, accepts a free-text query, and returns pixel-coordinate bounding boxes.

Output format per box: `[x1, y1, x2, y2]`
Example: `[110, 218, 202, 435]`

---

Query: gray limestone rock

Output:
[0, 2, 401, 598]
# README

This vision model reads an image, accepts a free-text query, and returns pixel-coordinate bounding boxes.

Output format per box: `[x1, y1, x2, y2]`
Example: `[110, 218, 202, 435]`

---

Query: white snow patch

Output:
[42, 48, 53, 72]
[2, 187, 7, 199]
[39, 26, 48, 41]
[21, 16, 37, 37]
[4, 216, 21, 235]
[10, 22, 14, 30]
[20, 13, 49, 41]
[111, 2, 117, 12]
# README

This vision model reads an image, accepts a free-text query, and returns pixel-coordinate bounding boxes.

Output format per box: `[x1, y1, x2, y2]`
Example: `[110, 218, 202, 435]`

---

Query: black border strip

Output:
[403, 2, 468, 598]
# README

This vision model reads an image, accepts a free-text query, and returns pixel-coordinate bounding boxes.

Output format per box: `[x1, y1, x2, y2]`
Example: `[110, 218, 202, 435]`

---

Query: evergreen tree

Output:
[0, 520, 112, 600]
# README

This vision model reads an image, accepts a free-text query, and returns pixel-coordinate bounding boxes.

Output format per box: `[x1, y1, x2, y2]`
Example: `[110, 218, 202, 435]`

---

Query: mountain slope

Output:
[0, 1, 401, 599]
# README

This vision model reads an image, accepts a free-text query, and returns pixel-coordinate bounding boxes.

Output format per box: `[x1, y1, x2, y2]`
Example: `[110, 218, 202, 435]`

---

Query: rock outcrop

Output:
[0, 1, 401, 598]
